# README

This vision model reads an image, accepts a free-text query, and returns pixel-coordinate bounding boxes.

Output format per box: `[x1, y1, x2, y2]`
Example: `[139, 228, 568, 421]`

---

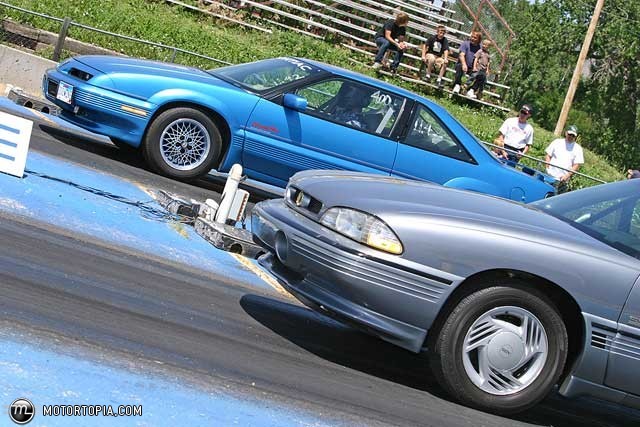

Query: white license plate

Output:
[56, 81, 74, 104]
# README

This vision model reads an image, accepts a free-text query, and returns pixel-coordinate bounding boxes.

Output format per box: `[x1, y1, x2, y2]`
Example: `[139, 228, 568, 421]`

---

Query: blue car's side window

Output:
[405, 105, 474, 163]
[295, 79, 404, 136]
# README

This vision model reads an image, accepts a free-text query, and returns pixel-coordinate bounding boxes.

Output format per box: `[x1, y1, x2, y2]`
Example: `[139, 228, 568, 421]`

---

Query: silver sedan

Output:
[252, 170, 640, 414]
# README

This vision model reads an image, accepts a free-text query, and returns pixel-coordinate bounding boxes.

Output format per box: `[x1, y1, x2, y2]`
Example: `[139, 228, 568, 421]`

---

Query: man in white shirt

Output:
[545, 125, 584, 187]
[495, 104, 534, 162]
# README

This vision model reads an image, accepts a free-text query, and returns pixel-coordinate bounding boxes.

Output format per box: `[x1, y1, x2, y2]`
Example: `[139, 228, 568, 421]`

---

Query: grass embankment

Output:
[1, 0, 624, 186]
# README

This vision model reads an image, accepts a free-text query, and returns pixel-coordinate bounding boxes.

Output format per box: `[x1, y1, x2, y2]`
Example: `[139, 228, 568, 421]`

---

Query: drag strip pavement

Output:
[1, 215, 638, 427]
[0, 101, 639, 426]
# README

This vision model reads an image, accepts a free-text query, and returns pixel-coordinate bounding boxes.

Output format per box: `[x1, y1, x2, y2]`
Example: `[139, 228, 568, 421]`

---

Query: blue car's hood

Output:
[72, 56, 239, 96]
[75, 55, 211, 80]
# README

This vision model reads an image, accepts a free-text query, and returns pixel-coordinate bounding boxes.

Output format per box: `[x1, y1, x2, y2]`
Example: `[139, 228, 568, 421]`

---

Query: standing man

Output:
[452, 31, 481, 94]
[495, 104, 534, 162]
[420, 25, 449, 88]
[372, 12, 409, 74]
[545, 125, 584, 189]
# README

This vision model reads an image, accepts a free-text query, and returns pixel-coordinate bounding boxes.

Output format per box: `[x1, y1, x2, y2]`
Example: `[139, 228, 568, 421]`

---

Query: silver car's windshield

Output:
[209, 58, 323, 92]
[531, 180, 640, 259]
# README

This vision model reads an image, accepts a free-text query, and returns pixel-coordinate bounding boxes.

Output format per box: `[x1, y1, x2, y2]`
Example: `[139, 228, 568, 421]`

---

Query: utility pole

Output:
[554, 0, 605, 136]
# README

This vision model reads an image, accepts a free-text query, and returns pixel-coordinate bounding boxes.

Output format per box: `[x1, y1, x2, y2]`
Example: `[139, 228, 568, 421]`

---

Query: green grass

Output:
[0, 0, 625, 186]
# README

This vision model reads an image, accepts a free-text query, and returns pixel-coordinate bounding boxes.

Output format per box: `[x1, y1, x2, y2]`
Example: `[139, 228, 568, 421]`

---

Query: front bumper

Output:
[252, 199, 454, 353]
[43, 70, 153, 147]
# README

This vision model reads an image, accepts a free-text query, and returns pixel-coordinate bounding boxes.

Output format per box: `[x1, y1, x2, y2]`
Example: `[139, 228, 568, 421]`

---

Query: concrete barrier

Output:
[0, 45, 55, 99]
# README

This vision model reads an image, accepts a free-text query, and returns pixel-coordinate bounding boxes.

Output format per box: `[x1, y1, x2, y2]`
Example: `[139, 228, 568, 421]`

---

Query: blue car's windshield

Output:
[209, 58, 323, 92]
[530, 179, 640, 259]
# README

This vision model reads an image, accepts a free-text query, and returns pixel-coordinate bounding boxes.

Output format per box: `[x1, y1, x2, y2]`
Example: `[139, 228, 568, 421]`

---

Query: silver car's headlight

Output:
[320, 207, 403, 254]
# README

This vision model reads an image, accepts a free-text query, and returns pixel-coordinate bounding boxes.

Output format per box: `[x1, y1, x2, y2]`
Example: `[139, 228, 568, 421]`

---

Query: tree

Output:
[496, 0, 640, 169]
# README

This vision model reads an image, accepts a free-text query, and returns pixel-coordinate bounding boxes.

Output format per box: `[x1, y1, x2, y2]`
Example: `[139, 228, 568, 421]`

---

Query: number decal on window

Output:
[371, 91, 392, 105]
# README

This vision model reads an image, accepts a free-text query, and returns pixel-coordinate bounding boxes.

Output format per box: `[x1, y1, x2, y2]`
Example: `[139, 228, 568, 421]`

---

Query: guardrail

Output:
[0, 1, 230, 67]
[483, 140, 607, 190]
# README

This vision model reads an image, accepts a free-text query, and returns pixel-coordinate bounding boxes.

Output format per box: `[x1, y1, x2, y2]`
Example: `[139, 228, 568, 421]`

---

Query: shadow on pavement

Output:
[241, 293, 640, 427]
[37, 123, 274, 204]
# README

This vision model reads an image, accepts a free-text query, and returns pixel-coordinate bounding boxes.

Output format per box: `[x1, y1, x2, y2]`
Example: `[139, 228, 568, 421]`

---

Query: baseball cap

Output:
[566, 125, 579, 136]
[520, 104, 533, 115]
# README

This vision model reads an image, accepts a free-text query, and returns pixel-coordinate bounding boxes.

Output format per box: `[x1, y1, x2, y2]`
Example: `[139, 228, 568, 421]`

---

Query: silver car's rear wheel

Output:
[462, 306, 548, 395]
[429, 285, 568, 415]
[159, 118, 211, 171]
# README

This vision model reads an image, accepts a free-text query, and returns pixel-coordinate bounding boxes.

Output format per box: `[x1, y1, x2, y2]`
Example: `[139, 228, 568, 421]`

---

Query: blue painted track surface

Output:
[0, 150, 271, 292]
[0, 104, 337, 426]
[0, 327, 337, 427]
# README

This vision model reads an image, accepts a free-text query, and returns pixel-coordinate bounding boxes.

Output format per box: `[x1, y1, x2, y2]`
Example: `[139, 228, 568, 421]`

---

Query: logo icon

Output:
[9, 398, 35, 424]
[499, 344, 513, 358]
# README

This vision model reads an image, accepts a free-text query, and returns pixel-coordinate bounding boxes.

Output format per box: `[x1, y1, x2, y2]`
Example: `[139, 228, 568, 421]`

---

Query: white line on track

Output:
[230, 253, 295, 300]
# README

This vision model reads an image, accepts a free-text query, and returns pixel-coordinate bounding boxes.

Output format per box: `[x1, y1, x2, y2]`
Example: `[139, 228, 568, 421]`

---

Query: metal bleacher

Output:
[166, 0, 512, 111]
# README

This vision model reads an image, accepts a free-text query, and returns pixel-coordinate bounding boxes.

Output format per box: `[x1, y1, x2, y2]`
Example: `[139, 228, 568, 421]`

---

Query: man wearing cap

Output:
[545, 125, 584, 188]
[495, 104, 534, 162]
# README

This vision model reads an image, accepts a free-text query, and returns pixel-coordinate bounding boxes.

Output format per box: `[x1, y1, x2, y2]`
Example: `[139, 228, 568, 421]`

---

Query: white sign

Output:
[0, 111, 33, 178]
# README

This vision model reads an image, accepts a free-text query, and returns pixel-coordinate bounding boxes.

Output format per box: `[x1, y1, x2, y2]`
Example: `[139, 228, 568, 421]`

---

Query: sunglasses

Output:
[520, 109, 531, 115]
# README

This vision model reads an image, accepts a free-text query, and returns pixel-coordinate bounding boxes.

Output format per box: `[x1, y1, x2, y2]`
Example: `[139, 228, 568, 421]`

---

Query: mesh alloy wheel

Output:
[159, 118, 211, 171]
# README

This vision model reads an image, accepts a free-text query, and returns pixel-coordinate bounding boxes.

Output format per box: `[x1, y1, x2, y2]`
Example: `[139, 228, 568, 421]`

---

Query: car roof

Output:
[294, 58, 553, 189]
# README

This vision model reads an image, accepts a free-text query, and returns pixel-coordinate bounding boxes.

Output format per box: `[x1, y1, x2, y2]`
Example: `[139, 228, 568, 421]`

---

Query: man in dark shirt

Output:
[420, 25, 449, 88]
[372, 12, 409, 73]
[452, 31, 481, 94]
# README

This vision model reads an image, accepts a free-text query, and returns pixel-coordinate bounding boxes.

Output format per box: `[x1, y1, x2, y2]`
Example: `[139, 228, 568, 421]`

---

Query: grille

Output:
[73, 89, 145, 118]
[47, 79, 59, 98]
[590, 323, 615, 350]
[287, 186, 323, 214]
[69, 68, 93, 81]
[292, 233, 446, 302]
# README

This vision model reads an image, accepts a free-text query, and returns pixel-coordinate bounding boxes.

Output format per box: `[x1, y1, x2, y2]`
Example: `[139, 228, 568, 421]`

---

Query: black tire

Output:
[143, 107, 222, 180]
[428, 284, 568, 414]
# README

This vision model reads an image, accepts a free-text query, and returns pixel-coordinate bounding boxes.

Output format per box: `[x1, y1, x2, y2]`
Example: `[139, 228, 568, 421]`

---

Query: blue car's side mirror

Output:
[283, 93, 307, 112]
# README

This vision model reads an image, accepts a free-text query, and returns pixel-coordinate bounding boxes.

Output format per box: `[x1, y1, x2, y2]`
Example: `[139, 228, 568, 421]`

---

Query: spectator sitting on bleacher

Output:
[452, 31, 482, 95]
[372, 12, 409, 74]
[465, 40, 492, 99]
[420, 25, 449, 88]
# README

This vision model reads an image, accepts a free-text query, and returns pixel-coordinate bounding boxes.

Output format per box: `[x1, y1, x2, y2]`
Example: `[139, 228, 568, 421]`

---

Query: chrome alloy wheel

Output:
[159, 118, 211, 171]
[462, 306, 548, 395]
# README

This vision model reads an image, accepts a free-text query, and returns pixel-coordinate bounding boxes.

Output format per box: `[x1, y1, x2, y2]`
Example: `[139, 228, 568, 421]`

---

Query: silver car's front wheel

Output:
[159, 118, 211, 171]
[462, 306, 548, 395]
[429, 285, 568, 415]
[143, 107, 222, 180]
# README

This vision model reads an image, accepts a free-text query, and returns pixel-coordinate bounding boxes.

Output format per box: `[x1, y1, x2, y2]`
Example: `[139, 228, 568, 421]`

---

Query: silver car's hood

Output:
[289, 170, 604, 249]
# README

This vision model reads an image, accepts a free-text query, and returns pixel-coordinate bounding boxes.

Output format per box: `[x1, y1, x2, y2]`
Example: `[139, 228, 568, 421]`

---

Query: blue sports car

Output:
[43, 56, 554, 201]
